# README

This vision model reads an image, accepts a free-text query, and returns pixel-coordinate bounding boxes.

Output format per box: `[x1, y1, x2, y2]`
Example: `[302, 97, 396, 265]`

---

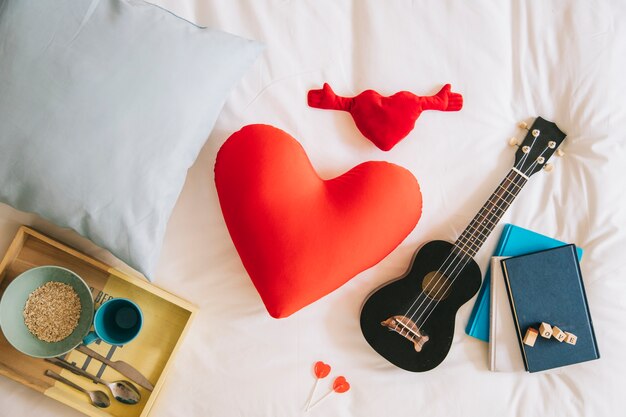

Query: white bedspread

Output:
[2, 1, 626, 416]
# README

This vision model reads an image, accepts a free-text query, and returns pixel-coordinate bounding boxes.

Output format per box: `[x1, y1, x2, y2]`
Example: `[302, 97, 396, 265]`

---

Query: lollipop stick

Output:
[304, 378, 319, 411]
[306, 390, 333, 411]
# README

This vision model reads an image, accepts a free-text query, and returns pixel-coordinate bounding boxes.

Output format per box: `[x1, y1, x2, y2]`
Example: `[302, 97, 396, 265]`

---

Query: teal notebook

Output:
[465, 224, 583, 342]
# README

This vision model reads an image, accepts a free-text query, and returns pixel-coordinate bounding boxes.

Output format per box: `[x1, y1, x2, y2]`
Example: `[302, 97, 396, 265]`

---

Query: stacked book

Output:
[476, 224, 600, 372]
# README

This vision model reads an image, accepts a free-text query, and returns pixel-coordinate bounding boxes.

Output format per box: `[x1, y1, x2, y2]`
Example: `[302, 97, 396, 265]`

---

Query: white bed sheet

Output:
[1, 1, 626, 416]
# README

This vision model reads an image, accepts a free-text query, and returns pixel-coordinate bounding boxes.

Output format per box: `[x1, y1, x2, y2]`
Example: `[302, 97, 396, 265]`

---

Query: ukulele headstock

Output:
[511, 117, 567, 178]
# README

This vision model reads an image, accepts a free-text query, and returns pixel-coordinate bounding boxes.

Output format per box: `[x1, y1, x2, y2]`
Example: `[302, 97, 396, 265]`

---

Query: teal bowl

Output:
[0, 266, 94, 358]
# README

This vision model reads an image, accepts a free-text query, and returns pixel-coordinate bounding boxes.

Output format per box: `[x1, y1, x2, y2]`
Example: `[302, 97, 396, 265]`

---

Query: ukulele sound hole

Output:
[421, 271, 452, 301]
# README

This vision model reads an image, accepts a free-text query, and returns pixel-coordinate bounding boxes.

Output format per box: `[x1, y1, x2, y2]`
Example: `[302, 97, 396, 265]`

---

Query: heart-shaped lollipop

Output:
[314, 361, 331, 379]
[332, 376, 350, 394]
[304, 361, 332, 410]
[307, 376, 351, 411]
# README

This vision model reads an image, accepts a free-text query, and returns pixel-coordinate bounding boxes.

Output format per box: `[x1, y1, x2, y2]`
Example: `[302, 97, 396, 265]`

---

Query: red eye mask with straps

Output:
[307, 83, 463, 151]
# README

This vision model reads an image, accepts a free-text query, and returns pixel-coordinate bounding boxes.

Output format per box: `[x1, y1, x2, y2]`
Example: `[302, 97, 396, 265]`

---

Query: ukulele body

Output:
[360, 240, 482, 372]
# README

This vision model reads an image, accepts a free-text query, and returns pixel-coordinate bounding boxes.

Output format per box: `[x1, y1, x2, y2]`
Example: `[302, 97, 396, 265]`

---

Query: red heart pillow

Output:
[214, 124, 422, 318]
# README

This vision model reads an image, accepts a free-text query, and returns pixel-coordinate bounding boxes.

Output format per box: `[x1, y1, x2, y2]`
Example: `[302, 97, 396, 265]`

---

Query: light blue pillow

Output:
[0, 0, 262, 278]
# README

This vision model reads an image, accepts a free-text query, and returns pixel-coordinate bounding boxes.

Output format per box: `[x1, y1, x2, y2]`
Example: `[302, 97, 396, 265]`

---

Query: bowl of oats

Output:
[0, 266, 94, 358]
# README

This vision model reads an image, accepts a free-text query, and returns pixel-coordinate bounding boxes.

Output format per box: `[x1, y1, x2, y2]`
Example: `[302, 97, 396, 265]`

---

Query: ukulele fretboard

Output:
[452, 169, 528, 259]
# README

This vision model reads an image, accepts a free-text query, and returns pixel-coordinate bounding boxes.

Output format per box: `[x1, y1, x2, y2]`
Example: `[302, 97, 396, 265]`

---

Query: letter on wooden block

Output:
[523, 327, 539, 347]
[564, 332, 577, 345]
[539, 322, 553, 338]
[552, 326, 566, 342]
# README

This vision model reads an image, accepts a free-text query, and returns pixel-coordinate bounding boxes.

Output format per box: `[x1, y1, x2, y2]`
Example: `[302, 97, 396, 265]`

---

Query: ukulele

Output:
[360, 117, 567, 372]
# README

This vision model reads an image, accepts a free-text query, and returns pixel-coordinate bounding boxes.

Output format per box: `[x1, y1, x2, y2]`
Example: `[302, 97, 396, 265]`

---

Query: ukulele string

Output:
[409, 171, 527, 328]
[410, 158, 535, 327]
[399, 136, 548, 325]
[411, 147, 550, 329]
[518, 147, 550, 180]
[402, 143, 540, 326]
[400, 170, 526, 325]
[516, 131, 539, 171]
[403, 137, 552, 326]
[405, 172, 526, 327]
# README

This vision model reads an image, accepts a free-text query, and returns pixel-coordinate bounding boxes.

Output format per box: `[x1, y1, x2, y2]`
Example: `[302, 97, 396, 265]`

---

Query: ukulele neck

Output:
[452, 169, 528, 259]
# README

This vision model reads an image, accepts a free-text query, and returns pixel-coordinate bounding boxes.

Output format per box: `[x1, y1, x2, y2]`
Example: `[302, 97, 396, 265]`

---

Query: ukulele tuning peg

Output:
[508, 137, 519, 147]
[518, 121, 529, 130]
[543, 163, 554, 172]
[556, 148, 565, 157]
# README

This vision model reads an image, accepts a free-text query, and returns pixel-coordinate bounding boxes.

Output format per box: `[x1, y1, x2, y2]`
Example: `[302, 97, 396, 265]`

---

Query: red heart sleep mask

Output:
[308, 83, 463, 151]
[214, 124, 422, 318]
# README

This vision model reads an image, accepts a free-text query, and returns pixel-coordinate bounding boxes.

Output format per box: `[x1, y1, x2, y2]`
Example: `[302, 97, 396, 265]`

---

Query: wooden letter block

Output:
[539, 322, 553, 338]
[564, 332, 578, 345]
[523, 327, 539, 347]
[552, 326, 566, 342]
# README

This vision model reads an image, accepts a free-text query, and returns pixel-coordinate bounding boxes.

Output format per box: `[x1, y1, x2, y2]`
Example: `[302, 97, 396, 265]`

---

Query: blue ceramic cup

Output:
[83, 298, 143, 346]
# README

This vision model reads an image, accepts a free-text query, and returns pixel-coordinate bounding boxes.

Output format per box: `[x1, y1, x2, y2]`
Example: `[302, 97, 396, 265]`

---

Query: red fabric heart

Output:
[332, 376, 350, 393]
[308, 83, 463, 151]
[314, 361, 331, 379]
[215, 124, 422, 318]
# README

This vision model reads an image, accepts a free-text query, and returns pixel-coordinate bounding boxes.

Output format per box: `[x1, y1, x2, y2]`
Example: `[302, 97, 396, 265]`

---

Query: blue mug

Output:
[83, 298, 143, 346]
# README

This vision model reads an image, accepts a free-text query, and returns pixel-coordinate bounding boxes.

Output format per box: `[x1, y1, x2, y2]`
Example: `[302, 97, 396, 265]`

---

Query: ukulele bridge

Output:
[381, 315, 429, 352]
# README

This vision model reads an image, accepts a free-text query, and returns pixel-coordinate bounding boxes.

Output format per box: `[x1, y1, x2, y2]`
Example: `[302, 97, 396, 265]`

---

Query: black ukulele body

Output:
[360, 240, 482, 372]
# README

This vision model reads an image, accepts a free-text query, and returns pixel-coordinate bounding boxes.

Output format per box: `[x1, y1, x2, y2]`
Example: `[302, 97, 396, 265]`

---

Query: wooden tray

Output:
[0, 226, 196, 417]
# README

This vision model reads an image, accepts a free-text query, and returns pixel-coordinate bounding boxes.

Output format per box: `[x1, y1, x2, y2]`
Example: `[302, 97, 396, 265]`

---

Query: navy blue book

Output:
[465, 224, 583, 342]
[501, 244, 599, 372]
